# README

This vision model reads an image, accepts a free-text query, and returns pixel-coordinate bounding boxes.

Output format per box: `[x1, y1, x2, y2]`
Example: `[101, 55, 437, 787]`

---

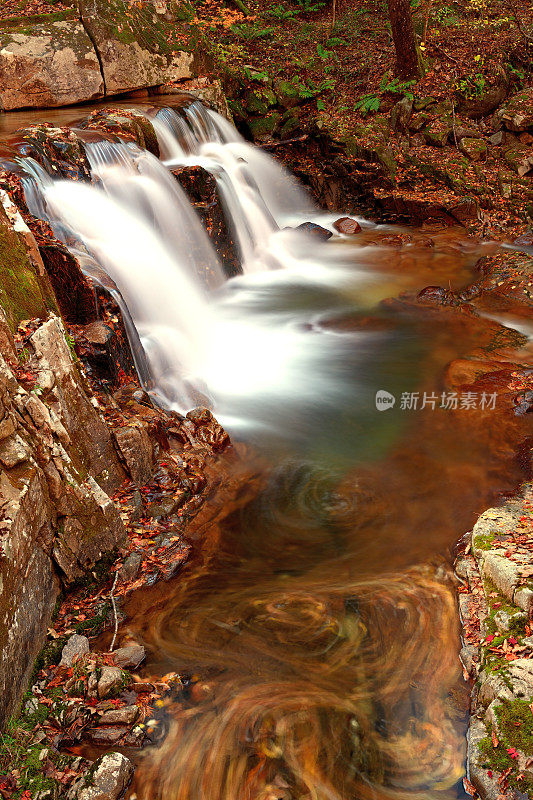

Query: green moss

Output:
[478, 700, 533, 793]
[473, 531, 497, 551]
[0, 208, 58, 331]
[0, 10, 75, 29]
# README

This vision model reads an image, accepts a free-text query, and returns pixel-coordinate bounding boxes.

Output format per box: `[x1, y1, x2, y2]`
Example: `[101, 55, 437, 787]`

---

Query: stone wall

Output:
[456, 486, 533, 798]
[0, 0, 193, 111]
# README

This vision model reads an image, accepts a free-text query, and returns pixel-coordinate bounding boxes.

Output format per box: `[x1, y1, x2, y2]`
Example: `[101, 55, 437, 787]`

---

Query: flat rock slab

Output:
[0, 20, 104, 110]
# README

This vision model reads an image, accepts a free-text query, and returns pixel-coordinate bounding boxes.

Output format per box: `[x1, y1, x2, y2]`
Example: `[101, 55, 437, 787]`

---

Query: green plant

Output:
[295, 0, 325, 11]
[354, 75, 415, 115]
[231, 22, 276, 40]
[266, 4, 299, 20]
[243, 65, 271, 82]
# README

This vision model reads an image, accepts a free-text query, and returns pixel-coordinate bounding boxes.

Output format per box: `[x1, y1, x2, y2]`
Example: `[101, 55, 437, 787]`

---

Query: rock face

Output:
[0, 207, 127, 726]
[0, 17, 104, 111]
[78, 0, 193, 95]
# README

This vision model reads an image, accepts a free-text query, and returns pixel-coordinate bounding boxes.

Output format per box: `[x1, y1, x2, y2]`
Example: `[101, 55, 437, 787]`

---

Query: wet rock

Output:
[417, 286, 456, 305]
[497, 88, 533, 132]
[83, 109, 160, 157]
[295, 222, 333, 240]
[130, 682, 153, 695]
[97, 666, 125, 699]
[460, 644, 476, 675]
[119, 552, 142, 582]
[60, 635, 90, 668]
[78, 0, 192, 96]
[113, 422, 153, 486]
[75, 751, 133, 800]
[186, 407, 231, 451]
[97, 705, 138, 725]
[459, 137, 488, 162]
[0, 19, 104, 111]
[333, 217, 362, 235]
[113, 644, 145, 669]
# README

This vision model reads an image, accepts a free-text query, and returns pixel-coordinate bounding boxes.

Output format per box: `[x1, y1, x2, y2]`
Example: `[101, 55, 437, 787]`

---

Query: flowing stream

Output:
[7, 99, 533, 799]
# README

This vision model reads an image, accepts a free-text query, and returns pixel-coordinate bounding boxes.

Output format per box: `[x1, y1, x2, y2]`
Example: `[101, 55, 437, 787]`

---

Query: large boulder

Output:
[0, 17, 104, 111]
[78, 0, 193, 95]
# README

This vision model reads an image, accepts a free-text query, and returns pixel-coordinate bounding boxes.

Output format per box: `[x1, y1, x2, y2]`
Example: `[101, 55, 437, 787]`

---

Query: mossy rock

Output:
[0, 203, 58, 330]
[459, 137, 488, 162]
[273, 79, 306, 109]
[498, 87, 533, 132]
[244, 87, 276, 115]
[249, 112, 281, 140]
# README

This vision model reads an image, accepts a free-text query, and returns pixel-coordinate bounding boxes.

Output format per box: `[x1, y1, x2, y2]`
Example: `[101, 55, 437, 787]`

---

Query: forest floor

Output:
[176, 0, 532, 238]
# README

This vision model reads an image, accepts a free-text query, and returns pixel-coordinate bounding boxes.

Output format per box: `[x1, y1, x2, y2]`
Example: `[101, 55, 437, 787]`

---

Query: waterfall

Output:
[18, 101, 373, 428]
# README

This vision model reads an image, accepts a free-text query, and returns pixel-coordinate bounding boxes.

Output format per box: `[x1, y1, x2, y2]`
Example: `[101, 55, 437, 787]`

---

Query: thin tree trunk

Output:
[387, 0, 420, 79]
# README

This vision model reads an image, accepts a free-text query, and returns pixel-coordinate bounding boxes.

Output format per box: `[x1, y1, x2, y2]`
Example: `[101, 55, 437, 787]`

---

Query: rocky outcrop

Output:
[78, 0, 193, 95]
[0, 16, 104, 110]
[0, 308, 127, 725]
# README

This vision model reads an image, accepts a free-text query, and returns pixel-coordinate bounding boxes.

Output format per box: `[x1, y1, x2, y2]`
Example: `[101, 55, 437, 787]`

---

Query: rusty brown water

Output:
[122, 244, 532, 800]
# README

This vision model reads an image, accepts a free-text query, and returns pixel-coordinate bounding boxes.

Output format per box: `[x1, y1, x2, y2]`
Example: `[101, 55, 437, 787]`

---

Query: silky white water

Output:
[23, 102, 392, 441]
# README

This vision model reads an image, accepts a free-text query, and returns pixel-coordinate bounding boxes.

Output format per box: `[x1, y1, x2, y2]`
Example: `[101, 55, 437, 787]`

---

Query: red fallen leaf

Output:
[463, 777, 477, 796]
[507, 747, 519, 759]
[486, 634, 496, 644]
[488, 770, 493, 778]
[492, 729, 499, 747]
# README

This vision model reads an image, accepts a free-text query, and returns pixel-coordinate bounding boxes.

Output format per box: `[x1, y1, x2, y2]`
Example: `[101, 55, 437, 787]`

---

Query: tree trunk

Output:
[387, 0, 420, 80]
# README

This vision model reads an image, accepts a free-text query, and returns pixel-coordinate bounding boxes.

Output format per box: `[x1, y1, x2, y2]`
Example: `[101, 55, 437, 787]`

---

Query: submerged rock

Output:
[333, 217, 362, 235]
[295, 222, 333, 240]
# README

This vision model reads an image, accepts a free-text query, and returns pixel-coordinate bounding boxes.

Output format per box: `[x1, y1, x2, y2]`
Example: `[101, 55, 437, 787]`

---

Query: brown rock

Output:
[112, 644, 145, 669]
[333, 217, 362, 235]
[113, 423, 153, 486]
[97, 705, 138, 725]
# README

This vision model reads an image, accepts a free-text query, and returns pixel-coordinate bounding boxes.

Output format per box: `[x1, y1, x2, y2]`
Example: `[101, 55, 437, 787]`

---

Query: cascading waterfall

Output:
[19, 101, 378, 429]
